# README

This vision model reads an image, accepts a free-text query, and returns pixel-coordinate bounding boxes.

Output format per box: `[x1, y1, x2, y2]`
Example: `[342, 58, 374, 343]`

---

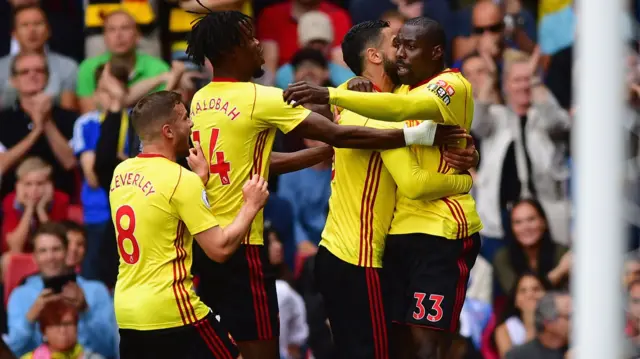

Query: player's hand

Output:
[187, 141, 210, 185]
[442, 137, 478, 171]
[283, 81, 330, 107]
[347, 77, 374, 93]
[433, 125, 470, 146]
[26, 289, 62, 322]
[242, 175, 269, 212]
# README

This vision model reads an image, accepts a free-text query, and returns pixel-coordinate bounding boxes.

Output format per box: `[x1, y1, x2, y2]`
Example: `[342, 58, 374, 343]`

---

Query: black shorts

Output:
[119, 313, 239, 359]
[194, 243, 279, 341]
[382, 233, 481, 333]
[314, 246, 389, 359]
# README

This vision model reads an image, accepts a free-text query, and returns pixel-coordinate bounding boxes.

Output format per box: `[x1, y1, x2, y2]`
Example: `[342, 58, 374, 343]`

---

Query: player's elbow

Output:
[395, 180, 423, 200]
[206, 245, 234, 263]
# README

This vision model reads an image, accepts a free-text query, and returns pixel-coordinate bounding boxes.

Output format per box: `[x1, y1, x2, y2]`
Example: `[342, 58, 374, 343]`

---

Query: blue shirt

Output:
[71, 110, 130, 224]
[277, 167, 332, 246]
[275, 62, 354, 90]
[7, 275, 117, 358]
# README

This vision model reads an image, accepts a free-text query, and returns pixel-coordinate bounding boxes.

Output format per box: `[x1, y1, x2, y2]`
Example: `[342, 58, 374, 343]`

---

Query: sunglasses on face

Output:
[473, 22, 505, 35]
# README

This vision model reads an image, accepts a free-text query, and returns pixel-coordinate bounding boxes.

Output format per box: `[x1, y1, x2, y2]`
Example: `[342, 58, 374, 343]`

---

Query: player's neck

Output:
[139, 143, 176, 162]
[213, 68, 251, 83]
[362, 67, 394, 93]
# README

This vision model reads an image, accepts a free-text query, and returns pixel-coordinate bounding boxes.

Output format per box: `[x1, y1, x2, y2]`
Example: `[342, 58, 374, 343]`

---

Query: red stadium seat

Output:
[3, 254, 38, 307]
[67, 204, 83, 224]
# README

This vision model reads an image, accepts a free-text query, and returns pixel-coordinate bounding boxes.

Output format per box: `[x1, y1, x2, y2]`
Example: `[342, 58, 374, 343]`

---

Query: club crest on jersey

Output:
[201, 189, 210, 208]
[427, 83, 451, 106]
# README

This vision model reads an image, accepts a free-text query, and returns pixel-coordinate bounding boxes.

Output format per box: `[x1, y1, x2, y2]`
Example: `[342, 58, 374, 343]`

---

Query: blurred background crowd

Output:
[0, 0, 638, 358]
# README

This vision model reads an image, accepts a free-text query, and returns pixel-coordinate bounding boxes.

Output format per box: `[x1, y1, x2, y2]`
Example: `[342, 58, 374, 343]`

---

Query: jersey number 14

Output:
[193, 129, 231, 185]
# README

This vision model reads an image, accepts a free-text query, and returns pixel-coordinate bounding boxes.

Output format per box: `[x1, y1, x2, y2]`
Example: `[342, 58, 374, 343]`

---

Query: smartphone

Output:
[43, 273, 77, 293]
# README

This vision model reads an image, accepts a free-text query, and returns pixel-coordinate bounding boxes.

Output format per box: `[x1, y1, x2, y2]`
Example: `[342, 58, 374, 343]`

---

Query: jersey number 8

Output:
[193, 129, 231, 185]
[115, 205, 141, 264]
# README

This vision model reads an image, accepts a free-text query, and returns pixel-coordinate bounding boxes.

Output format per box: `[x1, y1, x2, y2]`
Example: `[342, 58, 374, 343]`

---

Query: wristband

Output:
[403, 120, 437, 146]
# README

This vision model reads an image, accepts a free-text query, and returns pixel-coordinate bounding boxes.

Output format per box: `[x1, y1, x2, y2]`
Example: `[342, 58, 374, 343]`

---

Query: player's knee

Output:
[415, 340, 438, 359]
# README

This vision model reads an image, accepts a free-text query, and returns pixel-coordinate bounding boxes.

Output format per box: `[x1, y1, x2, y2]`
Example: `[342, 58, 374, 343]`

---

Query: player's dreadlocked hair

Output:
[186, 9, 253, 67]
[341, 20, 389, 76]
[404, 16, 446, 50]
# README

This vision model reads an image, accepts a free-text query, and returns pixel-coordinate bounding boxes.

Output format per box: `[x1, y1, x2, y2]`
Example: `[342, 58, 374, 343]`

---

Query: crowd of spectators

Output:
[0, 0, 638, 358]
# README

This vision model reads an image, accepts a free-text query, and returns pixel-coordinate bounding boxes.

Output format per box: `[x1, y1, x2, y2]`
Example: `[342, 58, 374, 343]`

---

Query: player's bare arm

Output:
[194, 175, 269, 262]
[283, 81, 445, 122]
[289, 111, 466, 150]
[442, 137, 479, 170]
[187, 141, 210, 185]
[270, 146, 334, 175]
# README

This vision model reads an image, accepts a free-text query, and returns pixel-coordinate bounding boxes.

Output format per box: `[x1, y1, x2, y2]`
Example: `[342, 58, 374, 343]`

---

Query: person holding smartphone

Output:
[5, 222, 116, 359]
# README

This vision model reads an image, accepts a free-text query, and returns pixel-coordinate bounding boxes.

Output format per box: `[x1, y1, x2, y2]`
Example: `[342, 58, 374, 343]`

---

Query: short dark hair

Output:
[341, 20, 389, 76]
[32, 222, 69, 249]
[94, 60, 130, 85]
[186, 10, 253, 67]
[12, 4, 46, 30]
[404, 16, 446, 51]
[131, 91, 183, 142]
[60, 220, 85, 238]
[10, 51, 48, 77]
[291, 48, 328, 70]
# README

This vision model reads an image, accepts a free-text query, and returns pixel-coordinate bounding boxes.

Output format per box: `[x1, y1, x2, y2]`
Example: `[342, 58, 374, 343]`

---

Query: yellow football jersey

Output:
[190, 79, 310, 246]
[109, 154, 215, 330]
[327, 69, 483, 239]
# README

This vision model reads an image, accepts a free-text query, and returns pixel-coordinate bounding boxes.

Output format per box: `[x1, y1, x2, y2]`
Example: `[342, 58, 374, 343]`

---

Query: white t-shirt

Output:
[275, 279, 308, 359]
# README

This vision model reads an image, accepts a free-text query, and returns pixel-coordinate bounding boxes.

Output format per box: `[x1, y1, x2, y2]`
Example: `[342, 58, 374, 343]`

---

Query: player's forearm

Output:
[269, 146, 333, 175]
[217, 205, 260, 260]
[325, 126, 406, 149]
[328, 88, 442, 122]
[94, 111, 123, 190]
[408, 171, 473, 201]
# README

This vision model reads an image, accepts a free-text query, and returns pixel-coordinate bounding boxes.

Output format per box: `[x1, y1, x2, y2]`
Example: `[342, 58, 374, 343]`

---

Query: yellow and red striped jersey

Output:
[190, 79, 310, 246]
[109, 154, 215, 330]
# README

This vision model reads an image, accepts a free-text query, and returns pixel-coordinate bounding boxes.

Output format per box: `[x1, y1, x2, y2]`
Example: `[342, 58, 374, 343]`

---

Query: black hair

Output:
[186, 10, 253, 67]
[291, 48, 328, 70]
[341, 20, 389, 76]
[94, 60, 130, 85]
[60, 220, 86, 238]
[506, 199, 558, 282]
[498, 272, 552, 326]
[263, 223, 293, 284]
[12, 4, 46, 30]
[404, 16, 446, 51]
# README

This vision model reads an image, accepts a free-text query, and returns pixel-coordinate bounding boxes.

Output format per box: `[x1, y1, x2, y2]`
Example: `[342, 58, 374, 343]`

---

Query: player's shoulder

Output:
[253, 83, 284, 98]
[431, 69, 468, 91]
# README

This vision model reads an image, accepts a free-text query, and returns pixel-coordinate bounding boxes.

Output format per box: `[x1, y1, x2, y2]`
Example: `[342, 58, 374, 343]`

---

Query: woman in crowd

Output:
[494, 273, 550, 357]
[493, 199, 572, 294]
[21, 301, 104, 359]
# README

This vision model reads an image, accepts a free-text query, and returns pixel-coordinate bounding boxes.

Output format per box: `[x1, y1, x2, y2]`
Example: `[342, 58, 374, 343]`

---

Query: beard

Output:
[252, 66, 266, 79]
[382, 55, 400, 86]
[176, 137, 191, 158]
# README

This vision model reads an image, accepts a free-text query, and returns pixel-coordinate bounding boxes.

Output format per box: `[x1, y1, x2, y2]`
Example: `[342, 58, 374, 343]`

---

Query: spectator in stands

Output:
[495, 273, 550, 358]
[459, 256, 494, 352]
[505, 292, 571, 359]
[626, 279, 640, 346]
[61, 220, 86, 273]
[493, 199, 571, 295]
[257, 0, 352, 84]
[6, 222, 116, 358]
[266, 227, 308, 359]
[84, 0, 159, 58]
[277, 138, 332, 257]
[1, 157, 69, 273]
[626, 252, 640, 289]
[380, 9, 405, 34]
[76, 10, 169, 114]
[461, 52, 501, 104]
[20, 301, 105, 359]
[0, 0, 85, 63]
[452, 0, 536, 65]
[275, 11, 354, 90]
[467, 254, 493, 305]
[0, 4, 78, 111]
[0, 52, 77, 200]
[473, 52, 572, 260]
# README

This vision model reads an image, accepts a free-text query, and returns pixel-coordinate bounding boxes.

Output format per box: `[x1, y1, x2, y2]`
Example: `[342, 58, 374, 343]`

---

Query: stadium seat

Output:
[67, 204, 83, 224]
[3, 254, 38, 307]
